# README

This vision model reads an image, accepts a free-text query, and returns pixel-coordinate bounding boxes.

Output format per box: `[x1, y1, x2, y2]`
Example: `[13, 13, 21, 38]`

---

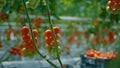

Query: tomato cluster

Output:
[108, 31, 115, 43]
[9, 44, 23, 56]
[67, 30, 80, 43]
[106, 0, 120, 14]
[64, 45, 70, 54]
[0, 12, 8, 21]
[92, 34, 99, 45]
[19, 7, 24, 13]
[13, 29, 19, 36]
[6, 28, 12, 40]
[67, 35, 75, 43]
[44, 26, 60, 51]
[0, 43, 3, 48]
[92, 31, 115, 45]
[21, 26, 40, 56]
[17, 17, 24, 25]
[33, 17, 42, 28]
[85, 49, 117, 59]
[83, 31, 90, 41]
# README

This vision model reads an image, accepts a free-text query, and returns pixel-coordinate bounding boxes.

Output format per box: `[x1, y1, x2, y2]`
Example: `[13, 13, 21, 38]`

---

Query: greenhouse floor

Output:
[0, 57, 80, 68]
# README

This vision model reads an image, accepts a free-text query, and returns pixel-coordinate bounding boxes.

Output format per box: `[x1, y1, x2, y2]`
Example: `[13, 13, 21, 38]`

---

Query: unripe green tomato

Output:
[21, 48, 28, 56]
[28, 0, 40, 3]
[29, 3, 38, 9]
[26, 1, 31, 8]
[26, 0, 40, 9]
[112, 9, 118, 14]
[0, 0, 6, 8]
[106, 6, 112, 13]
[28, 0, 34, 4]
[28, 0, 36, 5]
[45, 44, 52, 51]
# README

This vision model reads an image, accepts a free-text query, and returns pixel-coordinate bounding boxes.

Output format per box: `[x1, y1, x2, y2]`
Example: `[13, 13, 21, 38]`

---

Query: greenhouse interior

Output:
[0, 0, 120, 68]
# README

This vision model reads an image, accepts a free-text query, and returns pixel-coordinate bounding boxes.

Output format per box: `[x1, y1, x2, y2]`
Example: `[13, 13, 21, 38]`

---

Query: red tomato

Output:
[64, 45, 70, 54]
[101, 37, 109, 44]
[45, 36, 53, 44]
[6, 28, 12, 40]
[53, 26, 60, 34]
[51, 40, 60, 47]
[14, 29, 19, 35]
[67, 35, 75, 43]
[34, 37, 38, 43]
[37, 43, 40, 48]
[44, 29, 52, 37]
[28, 37, 38, 45]
[108, 1, 114, 7]
[33, 18, 38, 23]
[9, 49, 17, 55]
[21, 26, 29, 35]
[108, 31, 115, 43]
[23, 42, 29, 48]
[28, 45, 36, 53]
[92, 34, 99, 45]
[37, 17, 42, 23]
[32, 29, 38, 37]
[84, 31, 89, 39]
[22, 34, 31, 43]
[0, 43, 3, 48]
[114, 3, 120, 9]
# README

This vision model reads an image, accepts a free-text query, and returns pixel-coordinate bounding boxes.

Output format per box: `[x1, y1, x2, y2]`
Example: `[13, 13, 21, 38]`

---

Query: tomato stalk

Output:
[45, 0, 63, 68]
[0, 55, 12, 68]
[22, 0, 57, 68]
[0, 39, 20, 63]
[0, 54, 12, 63]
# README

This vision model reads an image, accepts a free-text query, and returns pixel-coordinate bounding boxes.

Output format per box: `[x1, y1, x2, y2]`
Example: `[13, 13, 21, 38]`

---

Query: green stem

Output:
[45, 0, 63, 68]
[0, 54, 11, 63]
[0, 50, 8, 60]
[22, 0, 57, 68]
[1, 62, 4, 68]
[0, 39, 20, 62]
